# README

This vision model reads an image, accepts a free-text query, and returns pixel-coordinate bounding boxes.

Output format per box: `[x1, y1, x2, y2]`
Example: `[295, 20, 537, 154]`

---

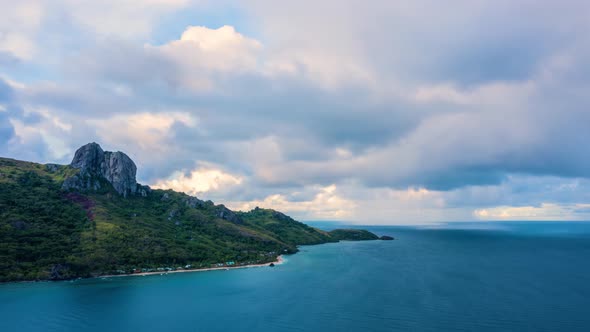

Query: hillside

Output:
[0, 143, 379, 282]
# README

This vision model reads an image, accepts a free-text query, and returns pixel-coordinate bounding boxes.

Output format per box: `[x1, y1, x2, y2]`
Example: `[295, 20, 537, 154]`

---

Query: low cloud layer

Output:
[2, 0, 590, 223]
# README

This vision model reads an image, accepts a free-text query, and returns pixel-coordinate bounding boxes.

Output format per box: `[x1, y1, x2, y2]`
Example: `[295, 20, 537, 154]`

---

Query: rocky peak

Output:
[71, 142, 105, 173]
[214, 204, 243, 224]
[102, 151, 138, 196]
[63, 142, 146, 197]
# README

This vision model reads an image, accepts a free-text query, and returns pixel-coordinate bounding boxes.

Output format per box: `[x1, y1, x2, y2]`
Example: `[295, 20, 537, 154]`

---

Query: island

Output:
[0, 143, 383, 282]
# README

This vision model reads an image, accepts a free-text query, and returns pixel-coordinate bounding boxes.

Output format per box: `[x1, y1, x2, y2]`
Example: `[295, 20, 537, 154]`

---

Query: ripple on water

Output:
[1, 224, 590, 331]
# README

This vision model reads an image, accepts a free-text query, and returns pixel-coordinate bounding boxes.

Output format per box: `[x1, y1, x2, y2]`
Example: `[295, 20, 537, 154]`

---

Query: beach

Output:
[100, 255, 284, 279]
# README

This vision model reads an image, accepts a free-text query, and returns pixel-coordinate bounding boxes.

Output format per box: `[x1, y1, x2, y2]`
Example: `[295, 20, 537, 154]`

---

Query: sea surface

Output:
[2, 222, 590, 332]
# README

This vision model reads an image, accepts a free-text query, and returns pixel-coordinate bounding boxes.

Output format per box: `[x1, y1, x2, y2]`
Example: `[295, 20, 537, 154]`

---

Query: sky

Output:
[1, 0, 590, 224]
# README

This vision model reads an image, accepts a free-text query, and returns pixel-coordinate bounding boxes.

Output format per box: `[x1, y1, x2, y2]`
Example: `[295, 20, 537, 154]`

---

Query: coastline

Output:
[99, 255, 284, 279]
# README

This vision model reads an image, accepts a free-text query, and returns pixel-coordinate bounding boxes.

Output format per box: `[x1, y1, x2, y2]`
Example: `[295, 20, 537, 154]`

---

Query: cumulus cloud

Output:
[149, 25, 263, 90]
[153, 166, 243, 195]
[87, 112, 197, 151]
[158, 25, 261, 71]
[228, 185, 356, 220]
[2, 0, 590, 223]
[5, 102, 73, 160]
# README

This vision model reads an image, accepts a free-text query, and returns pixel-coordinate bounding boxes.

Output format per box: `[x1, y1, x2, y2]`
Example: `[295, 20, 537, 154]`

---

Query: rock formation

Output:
[214, 204, 244, 224]
[62, 142, 149, 197]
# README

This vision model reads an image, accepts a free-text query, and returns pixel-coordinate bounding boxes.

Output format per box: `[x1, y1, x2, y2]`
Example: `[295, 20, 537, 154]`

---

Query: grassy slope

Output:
[0, 157, 378, 282]
[238, 208, 335, 245]
[0, 158, 89, 281]
[326, 229, 380, 241]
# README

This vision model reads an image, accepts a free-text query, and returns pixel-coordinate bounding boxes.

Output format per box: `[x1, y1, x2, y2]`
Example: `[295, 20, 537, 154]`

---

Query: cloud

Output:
[0, 110, 15, 149]
[227, 184, 356, 220]
[152, 166, 243, 195]
[87, 112, 197, 150]
[2, 0, 590, 223]
[0, 1, 43, 60]
[473, 203, 590, 221]
[0, 34, 35, 60]
[242, 57, 590, 190]
[0, 79, 21, 155]
[58, 0, 192, 38]
[8, 114, 71, 160]
[158, 25, 262, 71]
[149, 25, 263, 90]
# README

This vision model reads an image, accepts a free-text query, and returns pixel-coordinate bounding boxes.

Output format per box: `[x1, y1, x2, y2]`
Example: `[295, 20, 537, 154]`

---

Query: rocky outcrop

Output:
[102, 151, 138, 195]
[137, 185, 150, 197]
[184, 196, 204, 208]
[70, 142, 106, 173]
[270, 209, 294, 222]
[63, 142, 147, 197]
[45, 163, 60, 172]
[214, 204, 243, 224]
[61, 173, 102, 191]
[184, 196, 215, 209]
[50, 264, 70, 280]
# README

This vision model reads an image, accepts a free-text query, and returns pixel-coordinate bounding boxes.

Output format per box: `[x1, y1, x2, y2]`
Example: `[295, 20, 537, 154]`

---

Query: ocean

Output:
[1, 222, 590, 331]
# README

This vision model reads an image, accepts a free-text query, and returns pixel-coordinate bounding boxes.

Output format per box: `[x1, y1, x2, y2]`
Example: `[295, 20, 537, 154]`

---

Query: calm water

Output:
[2, 222, 590, 331]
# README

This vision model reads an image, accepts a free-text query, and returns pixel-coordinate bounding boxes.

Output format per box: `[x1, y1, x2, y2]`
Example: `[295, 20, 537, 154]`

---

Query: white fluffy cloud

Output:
[153, 166, 243, 195]
[87, 112, 197, 151]
[4, 0, 590, 223]
[148, 25, 263, 90]
[0, 1, 43, 59]
[228, 185, 356, 220]
[139, 23, 374, 91]
[158, 25, 262, 71]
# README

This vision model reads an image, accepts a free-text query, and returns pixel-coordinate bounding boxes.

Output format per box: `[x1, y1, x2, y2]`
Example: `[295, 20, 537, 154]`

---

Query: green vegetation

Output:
[327, 229, 380, 241]
[238, 208, 334, 245]
[0, 157, 379, 282]
[0, 159, 90, 281]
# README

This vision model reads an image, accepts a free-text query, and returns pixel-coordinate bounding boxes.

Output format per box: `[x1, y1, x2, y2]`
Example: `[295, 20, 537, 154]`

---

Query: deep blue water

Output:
[2, 222, 590, 331]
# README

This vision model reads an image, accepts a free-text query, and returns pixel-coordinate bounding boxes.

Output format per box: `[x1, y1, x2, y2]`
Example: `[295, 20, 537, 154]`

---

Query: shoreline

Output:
[99, 255, 284, 279]
[3, 239, 379, 284]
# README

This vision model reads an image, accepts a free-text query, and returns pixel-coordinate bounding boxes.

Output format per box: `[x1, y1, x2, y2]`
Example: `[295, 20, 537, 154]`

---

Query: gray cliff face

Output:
[63, 142, 146, 197]
[71, 142, 106, 173]
[103, 151, 138, 196]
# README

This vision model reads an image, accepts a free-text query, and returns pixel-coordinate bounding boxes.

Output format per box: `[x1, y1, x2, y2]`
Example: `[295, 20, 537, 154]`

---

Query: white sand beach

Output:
[100, 255, 284, 279]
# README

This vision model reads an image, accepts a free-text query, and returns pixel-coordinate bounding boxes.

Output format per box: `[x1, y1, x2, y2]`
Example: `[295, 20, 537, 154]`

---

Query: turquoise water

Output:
[1, 222, 590, 331]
